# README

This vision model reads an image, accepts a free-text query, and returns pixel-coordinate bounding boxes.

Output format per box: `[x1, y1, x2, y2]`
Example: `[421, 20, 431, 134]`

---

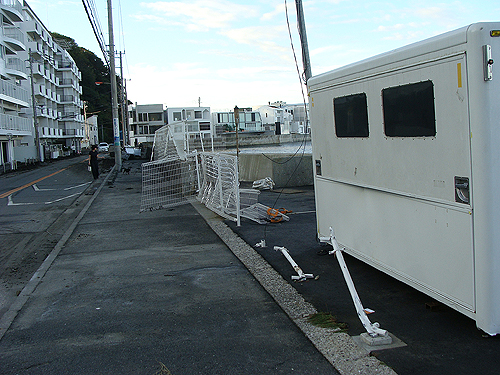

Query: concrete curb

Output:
[192, 201, 397, 375]
[0, 166, 116, 341]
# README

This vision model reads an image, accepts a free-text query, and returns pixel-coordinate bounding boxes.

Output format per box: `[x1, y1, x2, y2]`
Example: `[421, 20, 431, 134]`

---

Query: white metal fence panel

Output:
[151, 124, 186, 161]
[142, 128, 278, 225]
[198, 152, 241, 225]
[140, 155, 199, 212]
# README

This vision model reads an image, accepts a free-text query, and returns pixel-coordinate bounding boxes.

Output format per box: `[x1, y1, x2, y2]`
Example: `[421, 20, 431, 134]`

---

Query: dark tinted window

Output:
[383, 81, 436, 137]
[334, 93, 369, 137]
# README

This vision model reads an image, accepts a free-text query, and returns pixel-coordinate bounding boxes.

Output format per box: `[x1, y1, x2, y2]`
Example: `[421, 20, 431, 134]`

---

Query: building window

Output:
[200, 122, 210, 131]
[218, 113, 230, 123]
[195, 111, 202, 119]
[149, 112, 162, 121]
[187, 123, 199, 132]
[173, 112, 182, 121]
[149, 125, 162, 133]
[138, 113, 147, 122]
[333, 93, 369, 137]
[382, 80, 436, 137]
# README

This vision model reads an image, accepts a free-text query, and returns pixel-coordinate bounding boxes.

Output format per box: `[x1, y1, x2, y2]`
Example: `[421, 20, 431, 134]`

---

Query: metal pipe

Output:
[274, 246, 314, 281]
[321, 228, 388, 337]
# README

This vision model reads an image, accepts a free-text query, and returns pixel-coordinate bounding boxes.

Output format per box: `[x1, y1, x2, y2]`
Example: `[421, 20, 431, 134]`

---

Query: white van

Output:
[309, 23, 500, 335]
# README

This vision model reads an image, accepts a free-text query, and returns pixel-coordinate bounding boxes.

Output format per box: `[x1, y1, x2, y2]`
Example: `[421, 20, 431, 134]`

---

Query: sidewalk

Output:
[0, 159, 350, 375]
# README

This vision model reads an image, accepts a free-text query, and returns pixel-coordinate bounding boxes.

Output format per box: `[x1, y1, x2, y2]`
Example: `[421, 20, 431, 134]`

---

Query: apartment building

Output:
[23, 1, 84, 158]
[0, 0, 84, 171]
[257, 101, 309, 135]
[211, 107, 262, 135]
[128, 103, 165, 146]
[82, 114, 98, 149]
[0, 0, 32, 170]
[166, 106, 211, 139]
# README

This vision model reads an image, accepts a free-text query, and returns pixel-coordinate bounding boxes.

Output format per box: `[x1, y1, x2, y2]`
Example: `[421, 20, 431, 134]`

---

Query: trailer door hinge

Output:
[483, 45, 494, 81]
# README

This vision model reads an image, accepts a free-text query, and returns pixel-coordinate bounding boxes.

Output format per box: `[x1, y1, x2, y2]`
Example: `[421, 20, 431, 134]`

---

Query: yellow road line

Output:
[0, 167, 69, 199]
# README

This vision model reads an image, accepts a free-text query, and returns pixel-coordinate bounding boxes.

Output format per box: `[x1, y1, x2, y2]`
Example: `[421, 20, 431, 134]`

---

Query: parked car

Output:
[98, 142, 109, 152]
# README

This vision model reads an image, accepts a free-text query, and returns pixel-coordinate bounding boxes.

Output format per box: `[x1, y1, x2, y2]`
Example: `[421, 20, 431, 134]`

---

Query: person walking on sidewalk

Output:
[88, 145, 99, 180]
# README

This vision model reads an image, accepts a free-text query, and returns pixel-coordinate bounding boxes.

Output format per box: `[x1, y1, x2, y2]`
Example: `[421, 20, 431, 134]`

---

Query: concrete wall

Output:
[222, 133, 310, 148]
[238, 153, 313, 188]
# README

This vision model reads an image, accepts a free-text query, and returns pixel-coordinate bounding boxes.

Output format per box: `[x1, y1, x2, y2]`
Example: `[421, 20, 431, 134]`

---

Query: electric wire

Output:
[261, 0, 312, 242]
[260, 0, 309, 167]
[117, 0, 131, 78]
[81, 0, 109, 67]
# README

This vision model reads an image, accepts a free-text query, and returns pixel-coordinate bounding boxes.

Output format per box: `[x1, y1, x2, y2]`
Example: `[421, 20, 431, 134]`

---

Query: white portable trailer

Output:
[309, 23, 500, 335]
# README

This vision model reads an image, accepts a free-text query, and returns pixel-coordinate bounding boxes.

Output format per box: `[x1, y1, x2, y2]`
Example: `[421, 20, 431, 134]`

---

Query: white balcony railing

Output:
[0, 113, 31, 133]
[6, 57, 27, 75]
[0, 0, 23, 21]
[3, 26, 25, 44]
[0, 79, 30, 104]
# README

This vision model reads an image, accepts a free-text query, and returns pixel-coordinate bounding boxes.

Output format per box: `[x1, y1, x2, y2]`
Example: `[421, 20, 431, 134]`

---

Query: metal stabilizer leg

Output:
[274, 246, 314, 282]
[319, 227, 392, 345]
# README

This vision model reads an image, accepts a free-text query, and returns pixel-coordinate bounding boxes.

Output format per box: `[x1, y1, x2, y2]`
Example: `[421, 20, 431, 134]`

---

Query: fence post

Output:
[234, 154, 241, 226]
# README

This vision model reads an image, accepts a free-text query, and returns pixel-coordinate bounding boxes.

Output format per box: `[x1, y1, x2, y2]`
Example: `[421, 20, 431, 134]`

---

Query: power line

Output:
[117, 0, 131, 78]
[81, 0, 109, 67]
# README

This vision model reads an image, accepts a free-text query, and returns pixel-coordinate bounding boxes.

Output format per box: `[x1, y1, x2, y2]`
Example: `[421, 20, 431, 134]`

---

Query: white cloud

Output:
[127, 61, 303, 110]
[261, 3, 285, 21]
[139, 0, 257, 31]
[310, 45, 342, 57]
[376, 23, 405, 32]
[413, 6, 447, 19]
[215, 65, 294, 79]
[219, 26, 289, 57]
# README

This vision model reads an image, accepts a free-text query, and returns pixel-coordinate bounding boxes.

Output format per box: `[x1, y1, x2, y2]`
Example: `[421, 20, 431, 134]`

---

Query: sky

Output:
[27, 0, 500, 111]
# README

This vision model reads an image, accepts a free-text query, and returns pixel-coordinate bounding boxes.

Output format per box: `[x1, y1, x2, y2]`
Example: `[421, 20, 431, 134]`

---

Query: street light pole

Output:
[107, 0, 121, 169]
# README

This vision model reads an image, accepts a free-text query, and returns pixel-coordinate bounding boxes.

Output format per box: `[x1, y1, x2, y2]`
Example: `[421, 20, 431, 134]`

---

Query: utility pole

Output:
[107, 0, 121, 169]
[28, 49, 42, 162]
[295, 0, 312, 82]
[124, 78, 129, 146]
[119, 51, 127, 146]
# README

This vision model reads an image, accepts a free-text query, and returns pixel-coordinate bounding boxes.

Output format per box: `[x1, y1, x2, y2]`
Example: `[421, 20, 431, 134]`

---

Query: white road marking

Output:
[32, 181, 91, 192]
[44, 192, 81, 204]
[7, 195, 35, 206]
[8, 192, 82, 206]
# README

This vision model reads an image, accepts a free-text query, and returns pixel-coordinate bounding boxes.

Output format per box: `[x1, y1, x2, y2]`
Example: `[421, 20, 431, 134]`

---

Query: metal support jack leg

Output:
[319, 227, 392, 345]
[274, 246, 314, 282]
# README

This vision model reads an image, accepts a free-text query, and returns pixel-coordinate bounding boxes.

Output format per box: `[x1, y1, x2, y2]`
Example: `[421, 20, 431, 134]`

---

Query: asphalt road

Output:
[0, 159, 341, 375]
[0, 155, 113, 322]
